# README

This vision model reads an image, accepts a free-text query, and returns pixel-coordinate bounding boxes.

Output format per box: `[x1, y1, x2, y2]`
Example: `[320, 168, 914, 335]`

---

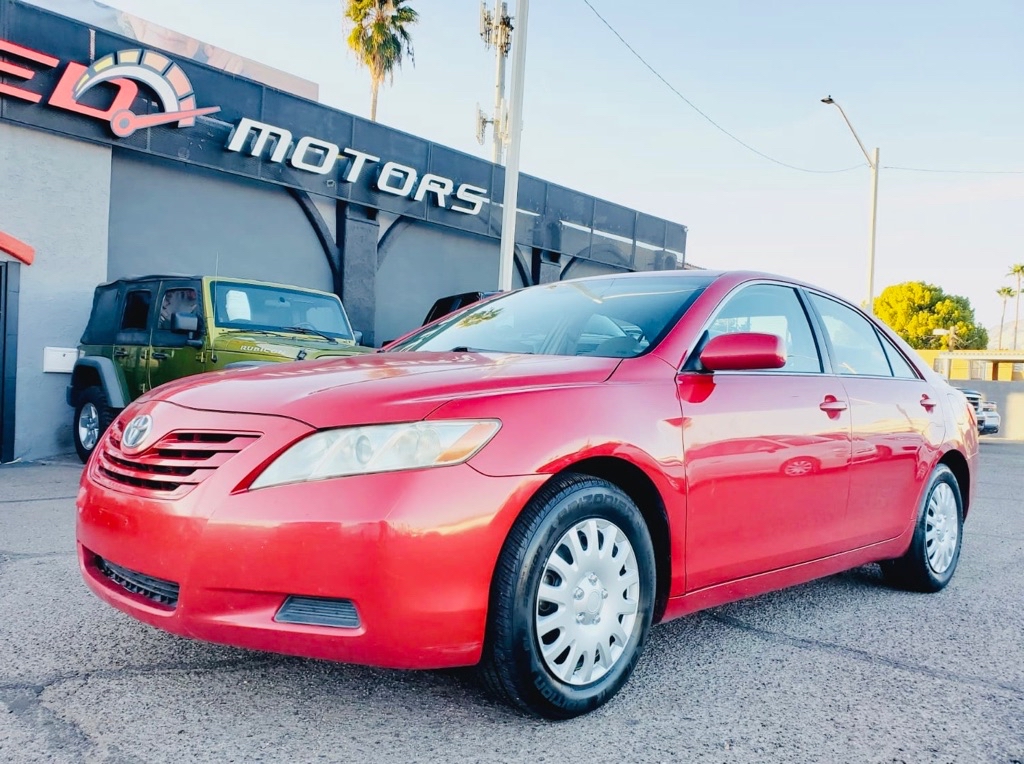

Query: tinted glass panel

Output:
[880, 334, 919, 379]
[389, 275, 713, 357]
[809, 294, 892, 377]
[708, 284, 822, 373]
[120, 290, 151, 331]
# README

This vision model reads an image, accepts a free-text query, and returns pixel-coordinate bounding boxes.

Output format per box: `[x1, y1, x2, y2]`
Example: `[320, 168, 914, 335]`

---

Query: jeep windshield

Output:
[211, 281, 354, 340]
[387, 275, 712, 358]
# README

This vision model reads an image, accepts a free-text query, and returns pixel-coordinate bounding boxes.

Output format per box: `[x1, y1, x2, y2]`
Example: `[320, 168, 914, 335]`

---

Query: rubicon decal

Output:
[0, 39, 219, 138]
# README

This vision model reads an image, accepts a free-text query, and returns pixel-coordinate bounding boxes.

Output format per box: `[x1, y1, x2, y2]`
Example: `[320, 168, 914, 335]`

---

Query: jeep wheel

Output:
[74, 386, 115, 463]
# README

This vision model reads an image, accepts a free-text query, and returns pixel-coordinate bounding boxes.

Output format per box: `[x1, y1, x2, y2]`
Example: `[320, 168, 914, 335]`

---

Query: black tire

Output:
[479, 473, 656, 719]
[73, 386, 115, 464]
[879, 464, 963, 593]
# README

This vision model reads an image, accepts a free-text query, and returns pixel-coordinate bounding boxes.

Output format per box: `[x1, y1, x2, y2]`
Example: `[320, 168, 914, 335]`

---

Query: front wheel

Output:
[879, 464, 963, 593]
[73, 386, 115, 463]
[479, 473, 656, 719]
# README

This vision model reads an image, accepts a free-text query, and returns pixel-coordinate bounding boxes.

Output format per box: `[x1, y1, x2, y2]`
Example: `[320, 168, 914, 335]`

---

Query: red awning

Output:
[0, 230, 34, 265]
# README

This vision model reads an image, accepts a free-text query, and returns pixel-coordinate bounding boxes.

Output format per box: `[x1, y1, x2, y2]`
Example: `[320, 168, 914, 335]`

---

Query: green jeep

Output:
[67, 275, 372, 462]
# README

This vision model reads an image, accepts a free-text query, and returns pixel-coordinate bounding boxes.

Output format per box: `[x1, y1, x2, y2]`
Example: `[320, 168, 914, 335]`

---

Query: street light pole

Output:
[497, 0, 529, 292]
[822, 96, 880, 314]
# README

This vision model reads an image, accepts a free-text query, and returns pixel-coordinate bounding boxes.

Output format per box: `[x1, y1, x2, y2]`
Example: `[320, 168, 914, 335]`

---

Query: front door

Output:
[806, 293, 947, 546]
[680, 283, 853, 591]
[148, 280, 205, 392]
[114, 286, 156, 398]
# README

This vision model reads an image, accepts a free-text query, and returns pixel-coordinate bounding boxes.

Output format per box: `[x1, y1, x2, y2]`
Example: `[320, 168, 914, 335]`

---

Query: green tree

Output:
[345, 0, 418, 122]
[873, 282, 988, 350]
[997, 286, 1016, 350]
[1010, 264, 1024, 350]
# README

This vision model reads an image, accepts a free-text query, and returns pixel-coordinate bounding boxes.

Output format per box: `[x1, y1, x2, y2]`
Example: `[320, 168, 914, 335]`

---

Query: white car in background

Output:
[960, 389, 1000, 435]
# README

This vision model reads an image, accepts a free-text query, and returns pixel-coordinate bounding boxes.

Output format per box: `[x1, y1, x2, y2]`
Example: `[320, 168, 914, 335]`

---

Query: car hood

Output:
[145, 352, 620, 428]
[211, 331, 371, 359]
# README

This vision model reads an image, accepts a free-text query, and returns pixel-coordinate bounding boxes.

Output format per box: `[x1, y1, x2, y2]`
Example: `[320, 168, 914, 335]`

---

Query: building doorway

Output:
[0, 262, 18, 462]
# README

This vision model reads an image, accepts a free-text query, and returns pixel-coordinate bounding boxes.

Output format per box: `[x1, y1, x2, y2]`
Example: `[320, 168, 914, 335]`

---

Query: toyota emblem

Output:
[121, 414, 153, 451]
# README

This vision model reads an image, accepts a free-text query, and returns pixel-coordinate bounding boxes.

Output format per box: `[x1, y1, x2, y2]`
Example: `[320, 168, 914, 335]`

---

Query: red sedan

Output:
[77, 271, 978, 718]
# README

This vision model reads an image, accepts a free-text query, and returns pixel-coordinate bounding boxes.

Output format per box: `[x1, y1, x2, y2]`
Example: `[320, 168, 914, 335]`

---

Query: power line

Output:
[579, 0, 864, 175]
[581, 0, 1024, 178]
[884, 165, 1024, 175]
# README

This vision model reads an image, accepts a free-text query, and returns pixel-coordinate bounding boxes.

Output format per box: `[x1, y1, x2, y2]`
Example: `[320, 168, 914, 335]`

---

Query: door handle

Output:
[819, 397, 848, 413]
[151, 352, 169, 361]
[113, 349, 128, 358]
[920, 394, 937, 411]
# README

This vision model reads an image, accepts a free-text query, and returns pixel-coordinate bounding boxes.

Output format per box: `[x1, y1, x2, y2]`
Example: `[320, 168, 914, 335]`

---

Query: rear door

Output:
[680, 283, 854, 590]
[806, 293, 947, 546]
[114, 286, 155, 399]
[149, 280, 205, 392]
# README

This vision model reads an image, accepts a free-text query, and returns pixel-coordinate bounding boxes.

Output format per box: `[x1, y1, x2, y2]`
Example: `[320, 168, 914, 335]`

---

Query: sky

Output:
[100, 0, 1024, 332]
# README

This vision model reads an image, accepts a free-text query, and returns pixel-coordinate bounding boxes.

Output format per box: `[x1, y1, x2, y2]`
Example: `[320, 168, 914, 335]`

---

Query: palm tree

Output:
[1011, 264, 1024, 350]
[344, 0, 418, 122]
[997, 286, 1015, 350]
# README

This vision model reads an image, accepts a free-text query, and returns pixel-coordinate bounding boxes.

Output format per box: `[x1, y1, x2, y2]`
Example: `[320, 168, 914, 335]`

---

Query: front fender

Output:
[68, 357, 129, 409]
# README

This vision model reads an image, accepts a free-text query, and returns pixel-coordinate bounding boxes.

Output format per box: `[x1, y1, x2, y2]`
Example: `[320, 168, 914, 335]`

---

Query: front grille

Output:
[95, 423, 260, 497]
[96, 556, 180, 608]
[963, 392, 981, 412]
[275, 596, 361, 629]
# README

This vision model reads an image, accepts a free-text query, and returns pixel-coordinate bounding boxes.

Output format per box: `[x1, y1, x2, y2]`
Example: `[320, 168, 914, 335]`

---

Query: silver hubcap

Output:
[785, 459, 813, 476]
[78, 403, 99, 451]
[535, 518, 640, 686]
[925, 482, 959, 574]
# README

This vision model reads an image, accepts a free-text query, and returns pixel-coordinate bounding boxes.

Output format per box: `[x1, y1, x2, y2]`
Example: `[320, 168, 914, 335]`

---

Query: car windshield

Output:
[211, 281, 354, 340]
[388, 275, 712, 357]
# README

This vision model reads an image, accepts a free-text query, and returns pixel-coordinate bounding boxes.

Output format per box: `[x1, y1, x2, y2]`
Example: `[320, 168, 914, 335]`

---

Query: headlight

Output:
[250, 420, 501, 489]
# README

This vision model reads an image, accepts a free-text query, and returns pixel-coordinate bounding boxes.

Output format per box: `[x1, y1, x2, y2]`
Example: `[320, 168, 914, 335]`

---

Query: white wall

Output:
[0, 122, 111, 460]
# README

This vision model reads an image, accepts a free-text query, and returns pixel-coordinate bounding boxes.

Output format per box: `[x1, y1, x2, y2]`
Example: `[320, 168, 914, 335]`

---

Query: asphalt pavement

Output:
[1, 444, 1022, 764]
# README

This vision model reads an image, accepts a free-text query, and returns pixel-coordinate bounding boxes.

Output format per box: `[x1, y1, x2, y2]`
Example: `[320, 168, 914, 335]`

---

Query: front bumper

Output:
[77, 400, 544, 669]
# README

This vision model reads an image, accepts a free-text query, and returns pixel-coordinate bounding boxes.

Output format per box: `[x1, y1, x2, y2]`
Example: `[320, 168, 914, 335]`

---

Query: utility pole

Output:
[477, 2, 512, 164]
[497, 0, 528, 291]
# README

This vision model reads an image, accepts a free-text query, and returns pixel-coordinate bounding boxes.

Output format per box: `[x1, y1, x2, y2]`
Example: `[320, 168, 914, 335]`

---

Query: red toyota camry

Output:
[77, 270, 978, 718]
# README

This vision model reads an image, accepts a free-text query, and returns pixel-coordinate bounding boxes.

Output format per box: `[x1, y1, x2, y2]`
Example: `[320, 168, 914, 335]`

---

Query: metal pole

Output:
[867, 147, 879, 314]
[497, 0, 528, 292]
[492, 2, 507, 164]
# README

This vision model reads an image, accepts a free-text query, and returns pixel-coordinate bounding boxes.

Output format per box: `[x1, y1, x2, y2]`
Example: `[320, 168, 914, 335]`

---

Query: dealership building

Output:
[0, 0, 689, 462]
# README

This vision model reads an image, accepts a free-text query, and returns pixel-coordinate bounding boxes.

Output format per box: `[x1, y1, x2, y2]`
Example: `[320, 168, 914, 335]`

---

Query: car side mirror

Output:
[171, 312, 199, 334]
[353, 330, 363, 345]
[699, 332, 786, 372]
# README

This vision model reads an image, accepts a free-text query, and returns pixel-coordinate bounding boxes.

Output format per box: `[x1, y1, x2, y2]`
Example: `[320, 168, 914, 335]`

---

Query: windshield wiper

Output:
[283, 326, 338, 344]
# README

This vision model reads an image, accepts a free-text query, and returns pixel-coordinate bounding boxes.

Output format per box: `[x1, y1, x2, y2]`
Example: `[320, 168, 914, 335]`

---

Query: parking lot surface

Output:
[1, 443, 1022, 763]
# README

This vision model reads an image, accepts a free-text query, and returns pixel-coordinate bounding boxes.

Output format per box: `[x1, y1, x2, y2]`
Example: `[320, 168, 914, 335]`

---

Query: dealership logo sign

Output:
[0, 39, 220, 137]
[1, 38, 487, 216]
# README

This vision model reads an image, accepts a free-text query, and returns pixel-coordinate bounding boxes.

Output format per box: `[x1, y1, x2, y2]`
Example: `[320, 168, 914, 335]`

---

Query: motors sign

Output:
[0, 37, 488, 216]
[226, 119, 487, 216]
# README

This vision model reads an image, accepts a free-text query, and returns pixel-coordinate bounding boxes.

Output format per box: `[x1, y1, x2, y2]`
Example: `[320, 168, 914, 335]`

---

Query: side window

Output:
[809, 294, 891, 377]
[880, 333, 919, 379]
[707, 284, 822, 373]
[158, 287, 200, 331]
[120, 290, 151, 331]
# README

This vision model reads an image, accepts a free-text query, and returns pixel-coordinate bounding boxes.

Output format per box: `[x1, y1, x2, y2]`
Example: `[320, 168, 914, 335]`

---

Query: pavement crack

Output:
[0, 685, 98, 760]
[711, 613, 1024, 698]
[0, 654, 285, 695]
[0, 495, 78, 504]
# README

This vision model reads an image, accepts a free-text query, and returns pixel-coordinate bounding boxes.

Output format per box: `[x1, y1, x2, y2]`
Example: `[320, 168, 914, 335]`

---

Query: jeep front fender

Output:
[67, 357, 129, 409]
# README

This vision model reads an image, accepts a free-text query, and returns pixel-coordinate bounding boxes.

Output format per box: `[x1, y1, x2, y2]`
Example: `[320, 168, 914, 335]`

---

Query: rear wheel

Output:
[879, 464, 963, 593]
[479, 473, 656, 719]
[74, 386, 115, 463]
